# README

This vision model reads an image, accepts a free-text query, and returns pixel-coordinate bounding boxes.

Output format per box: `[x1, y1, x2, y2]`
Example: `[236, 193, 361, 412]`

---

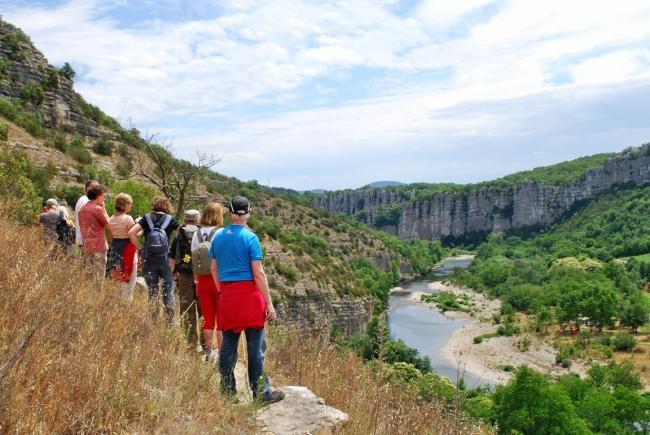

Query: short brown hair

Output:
[151, 196, 173, 214]
[199, 202, 224, 227]
[114, 193, 133, 212]
[87, 184, 107, 200]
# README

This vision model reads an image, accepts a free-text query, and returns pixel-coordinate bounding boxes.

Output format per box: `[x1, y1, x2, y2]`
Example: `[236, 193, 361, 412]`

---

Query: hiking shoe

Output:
[258, 390, 285, 406]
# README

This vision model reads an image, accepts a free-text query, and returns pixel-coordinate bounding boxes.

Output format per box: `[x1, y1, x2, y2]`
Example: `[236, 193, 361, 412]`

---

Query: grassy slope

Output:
[0, 207, 478, 433]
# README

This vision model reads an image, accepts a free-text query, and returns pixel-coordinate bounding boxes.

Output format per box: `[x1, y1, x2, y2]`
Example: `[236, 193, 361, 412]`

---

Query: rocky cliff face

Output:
[0, 20, 99, 136]
[315, 145, 650, 242]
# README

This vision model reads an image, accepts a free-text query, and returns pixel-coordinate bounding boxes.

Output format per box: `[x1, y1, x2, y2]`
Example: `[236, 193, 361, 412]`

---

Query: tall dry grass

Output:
[0, 207, 251, 433]
[0, 202, 489, 434]
[267, 329, 490, 434]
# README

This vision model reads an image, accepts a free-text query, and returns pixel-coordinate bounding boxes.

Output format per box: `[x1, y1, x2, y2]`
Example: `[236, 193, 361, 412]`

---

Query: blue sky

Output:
[2, 0, 650, 190]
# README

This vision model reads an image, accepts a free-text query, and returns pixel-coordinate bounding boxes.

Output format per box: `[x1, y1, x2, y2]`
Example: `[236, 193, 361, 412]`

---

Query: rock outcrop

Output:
[0, 19, 100, 136]
[315, 145, 650, 242]
[258, 386, 348, 435]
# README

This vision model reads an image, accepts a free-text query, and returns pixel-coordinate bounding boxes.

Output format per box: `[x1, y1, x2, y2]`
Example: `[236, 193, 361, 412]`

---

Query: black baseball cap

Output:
[229, 196, 251, 215]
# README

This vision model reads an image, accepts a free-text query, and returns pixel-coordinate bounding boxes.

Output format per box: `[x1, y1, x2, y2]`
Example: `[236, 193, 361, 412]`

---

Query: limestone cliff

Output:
[315, 145, 650, 242]
[0, 20, 99, 136]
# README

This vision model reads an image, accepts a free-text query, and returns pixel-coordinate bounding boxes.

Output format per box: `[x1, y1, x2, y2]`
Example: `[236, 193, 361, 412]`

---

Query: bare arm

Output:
[210, 258, 220, 292]
[128, 223, 143, 249]
[252, 260, 276, 322]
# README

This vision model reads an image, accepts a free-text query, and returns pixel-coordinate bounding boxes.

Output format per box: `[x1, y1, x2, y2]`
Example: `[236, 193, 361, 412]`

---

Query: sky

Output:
[2, 0, 650, 190]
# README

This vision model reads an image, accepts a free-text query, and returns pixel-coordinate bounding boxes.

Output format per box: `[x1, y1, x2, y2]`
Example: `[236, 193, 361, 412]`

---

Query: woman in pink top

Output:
[108, 193, 137, 300]
[78, 184, 110, 281]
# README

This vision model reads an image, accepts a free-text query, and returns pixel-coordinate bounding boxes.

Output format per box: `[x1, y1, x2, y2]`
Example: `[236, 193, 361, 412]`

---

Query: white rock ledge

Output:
[257, 386, 348, 435]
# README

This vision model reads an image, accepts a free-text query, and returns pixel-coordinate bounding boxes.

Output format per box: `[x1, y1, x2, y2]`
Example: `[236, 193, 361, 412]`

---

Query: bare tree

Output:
[120, 134, 220, 217]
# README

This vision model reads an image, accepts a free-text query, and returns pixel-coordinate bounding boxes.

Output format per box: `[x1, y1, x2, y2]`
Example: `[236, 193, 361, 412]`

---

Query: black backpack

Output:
[56, 211, 74, 246]
[174, 224, 199, 273]
[143, 213, 172, 264]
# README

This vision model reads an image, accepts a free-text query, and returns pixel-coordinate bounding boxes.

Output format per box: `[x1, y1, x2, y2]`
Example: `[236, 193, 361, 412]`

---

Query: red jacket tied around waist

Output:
[218, 280, 267, 333]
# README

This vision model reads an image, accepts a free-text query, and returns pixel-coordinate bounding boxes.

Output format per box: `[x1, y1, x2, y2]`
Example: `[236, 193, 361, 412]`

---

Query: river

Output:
[387, 256, 488, 387]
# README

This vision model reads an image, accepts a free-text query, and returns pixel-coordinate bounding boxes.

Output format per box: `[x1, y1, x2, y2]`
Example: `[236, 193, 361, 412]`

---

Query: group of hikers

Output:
[38, 180, 285, 405]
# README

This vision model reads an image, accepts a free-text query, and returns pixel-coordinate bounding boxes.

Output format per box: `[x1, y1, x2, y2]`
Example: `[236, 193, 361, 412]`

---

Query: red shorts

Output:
[196, 275, 219, 330]
[218, 280, 267, 333]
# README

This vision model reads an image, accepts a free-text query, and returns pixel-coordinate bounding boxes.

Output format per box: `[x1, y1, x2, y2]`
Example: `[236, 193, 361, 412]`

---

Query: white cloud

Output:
[2, 0, 650, 188]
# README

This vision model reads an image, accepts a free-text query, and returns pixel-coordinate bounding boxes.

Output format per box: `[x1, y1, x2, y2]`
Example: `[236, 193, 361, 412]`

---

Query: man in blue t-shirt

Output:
[209, 196, 284, 404]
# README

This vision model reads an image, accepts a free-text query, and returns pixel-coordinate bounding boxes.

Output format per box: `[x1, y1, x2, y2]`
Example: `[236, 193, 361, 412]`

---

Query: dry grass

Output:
[0, 207, 251, 434]
[0, 202, 488, 434]
[266, 328, 490, 434]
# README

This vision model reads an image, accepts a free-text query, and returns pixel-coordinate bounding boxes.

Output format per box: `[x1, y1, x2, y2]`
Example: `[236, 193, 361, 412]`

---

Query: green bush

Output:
[0, 98, 47, 138]
[4, 29, 32, 60]
[388, 362, 422, 384]
[275, 263, 298, 285]
[0, 123, 7, 142]
[20, 83, 45, 106]
[68, 136, 92, 163]
[42, 69, 59, 90]
[473, 336, 483, 344]
[106, 180, 161, 218]
[92, 136, 114, 156]
[611, 332, 637, 351]
[0, 148, 40, 223]
[413, 372, 456, 403]
[0, 58, 8, 77]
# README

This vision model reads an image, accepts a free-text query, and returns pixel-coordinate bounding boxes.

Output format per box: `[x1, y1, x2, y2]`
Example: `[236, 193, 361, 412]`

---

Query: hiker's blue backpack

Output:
[143, 213, 172, 264]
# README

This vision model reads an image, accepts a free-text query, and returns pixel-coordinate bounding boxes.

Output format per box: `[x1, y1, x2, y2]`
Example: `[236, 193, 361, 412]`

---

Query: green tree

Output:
[578, 279, 619, 330]
[59, 62, 75, 80]
[492, 366, 590, 435]
[105, 180, 161, 218]
[619, 293, 649, 332]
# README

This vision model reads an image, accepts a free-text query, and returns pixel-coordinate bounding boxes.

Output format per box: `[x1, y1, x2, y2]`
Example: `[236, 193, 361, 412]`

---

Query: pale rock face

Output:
[278, 293, 373, 336]
[0, 20, 100, 137]
[314, 145, 650, 241]
[257, 386, 348, 435]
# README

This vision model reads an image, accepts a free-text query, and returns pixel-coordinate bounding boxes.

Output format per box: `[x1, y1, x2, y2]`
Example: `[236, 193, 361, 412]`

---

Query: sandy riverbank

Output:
[410, 281, 589, 386]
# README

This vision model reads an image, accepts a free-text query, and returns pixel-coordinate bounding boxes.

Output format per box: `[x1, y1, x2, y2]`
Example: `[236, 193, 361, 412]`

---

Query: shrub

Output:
[20, 82, 45, 106]
[388, 362, 422, 384]
[275, 263, 298, 285]
[52, 183, 84, 208]
[106, 180, 161, 218]
[92, 136, 114, 155]
[611, 332, 637, 351]
[42, 69, 59, 90]
[0, 123, 7, 142]
[413, 372, 456, 403]
[0, 58, 8, 77]
[473, 336, 484, 344]
[68, 136, 92, 164]
[4, 28, 32, 59]
[0, 149, 40, 223]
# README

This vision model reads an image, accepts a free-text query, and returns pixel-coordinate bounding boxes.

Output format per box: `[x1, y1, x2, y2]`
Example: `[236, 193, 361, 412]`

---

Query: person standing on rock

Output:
[74, 179, 99, 250]
[78, 184, 110, 282]
[210, 196, 284, 404]
[169, 209, 202, 348]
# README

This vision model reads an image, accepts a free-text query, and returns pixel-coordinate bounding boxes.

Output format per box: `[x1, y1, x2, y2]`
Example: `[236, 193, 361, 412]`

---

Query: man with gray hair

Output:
[170, 209, 202, 350]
